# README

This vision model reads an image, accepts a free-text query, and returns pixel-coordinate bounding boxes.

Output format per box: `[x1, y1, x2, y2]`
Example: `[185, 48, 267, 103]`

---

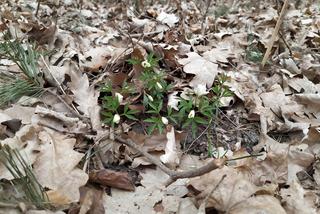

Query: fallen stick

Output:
[115, 136, 226, 186]
[261, 0, 289, 67]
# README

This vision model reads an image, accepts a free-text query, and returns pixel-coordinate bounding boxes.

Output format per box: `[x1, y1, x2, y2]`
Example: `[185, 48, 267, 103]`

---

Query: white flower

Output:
[113, 114, 120, 124]
[188, 110, 195, 119]
[167, 92, 180, 111]
[115, 92, 123, 103]
[146, 94, 154, 102]
[194, 84, 208, 96]
[141, 60, 151, 68]
[156, 82, 163, 90]
[161, 117, 169, 125]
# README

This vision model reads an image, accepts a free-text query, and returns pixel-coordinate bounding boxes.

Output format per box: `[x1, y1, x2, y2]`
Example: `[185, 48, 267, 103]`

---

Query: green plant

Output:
[143, 99, 168, 134]
[0, 145, 49, 209]
[214, 5, 229, 18]
[102, 52, 233, 137]
[245, 33, 264, 63]
[176, 75, 233, 137]
[101, 94, 139, 126]
[0, 37, 44, 106]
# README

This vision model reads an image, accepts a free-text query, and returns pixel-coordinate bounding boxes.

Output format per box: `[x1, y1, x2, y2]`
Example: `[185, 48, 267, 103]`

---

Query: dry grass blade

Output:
[0, 145, 49, 209]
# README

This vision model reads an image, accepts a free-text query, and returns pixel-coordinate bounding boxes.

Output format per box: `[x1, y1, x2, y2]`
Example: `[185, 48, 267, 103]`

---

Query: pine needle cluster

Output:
[0, 36, 44, 106]
[0, 145, 49, 209]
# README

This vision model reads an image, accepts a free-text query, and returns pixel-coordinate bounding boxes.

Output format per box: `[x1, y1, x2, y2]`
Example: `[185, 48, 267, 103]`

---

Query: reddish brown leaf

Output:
[89, 169, 135, 191]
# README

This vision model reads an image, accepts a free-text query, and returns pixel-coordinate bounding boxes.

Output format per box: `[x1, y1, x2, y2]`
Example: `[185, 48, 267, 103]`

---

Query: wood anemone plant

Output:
[0, 37, 44, 106]
[0, 145, 49, 209]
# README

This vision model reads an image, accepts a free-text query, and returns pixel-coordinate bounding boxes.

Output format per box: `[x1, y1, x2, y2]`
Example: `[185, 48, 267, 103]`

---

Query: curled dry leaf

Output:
[79, 46, 113, 73]
[160, 126, 181, 169]
[89, 169, 135, 191]
[72, 186, 105, 214]
[33, 106, 89, 133]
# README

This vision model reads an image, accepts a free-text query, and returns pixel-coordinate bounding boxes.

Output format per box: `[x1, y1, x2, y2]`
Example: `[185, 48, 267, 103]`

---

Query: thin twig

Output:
[261, 0, 289, 67]
[184, 118, 213, 154]
[45, 89, 84, 119]
[114, 136, 226, 186]
[201, 0, 212, 35]
[35, 0, 41, 17]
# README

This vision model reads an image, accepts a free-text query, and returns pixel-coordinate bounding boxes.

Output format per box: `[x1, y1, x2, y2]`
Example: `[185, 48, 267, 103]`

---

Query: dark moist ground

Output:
[182, 103, 260, 156]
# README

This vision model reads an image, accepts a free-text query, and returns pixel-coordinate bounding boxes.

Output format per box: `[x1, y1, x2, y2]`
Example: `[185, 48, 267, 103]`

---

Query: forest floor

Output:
[0, 0, 319, 213]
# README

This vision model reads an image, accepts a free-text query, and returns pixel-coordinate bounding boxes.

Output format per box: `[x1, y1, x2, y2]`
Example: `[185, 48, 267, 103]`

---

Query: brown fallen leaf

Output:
[280, 180, 318, 214]
[33, 128, 88, 204]
[89, 169, 135, 191]
[27, 21, 57, 45]
[68, 186, 105, 214]
[188, 166, 257, 212]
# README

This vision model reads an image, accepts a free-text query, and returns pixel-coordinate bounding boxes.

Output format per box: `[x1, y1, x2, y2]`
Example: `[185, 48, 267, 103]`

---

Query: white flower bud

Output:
[188, 110, 195, 119]
[115, 92, 123, 103]
[156, 82, 163, 90]
[146, 94, 154, 102]
[161, 117, 169, 125]
[113, 114, 120, 124]
[141, 60, 151, 68]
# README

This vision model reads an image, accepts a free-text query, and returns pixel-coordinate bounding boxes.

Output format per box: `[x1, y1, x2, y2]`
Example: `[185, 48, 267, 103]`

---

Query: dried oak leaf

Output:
[188, 166, 257, 211]
[280, 180, 318, 214]
[33, 128, 88, 204]
[67, 69, 102, 131]
[178, 52, 218, 88]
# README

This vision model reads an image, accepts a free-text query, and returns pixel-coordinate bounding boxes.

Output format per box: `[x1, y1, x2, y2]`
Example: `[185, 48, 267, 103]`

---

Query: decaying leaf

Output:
[33, 128, 88, 204]
[228, 195, 286, 214]
[280, 180, 318, 214]
[188, 166, 257, 211]
[178, 52, 218, 88]
[89, 169, 135, 191]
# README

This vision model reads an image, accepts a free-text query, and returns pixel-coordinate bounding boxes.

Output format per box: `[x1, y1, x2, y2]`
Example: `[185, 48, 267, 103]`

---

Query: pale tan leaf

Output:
[33, 128, 88, 203]
[178, 52, 218, 88]
[228, 195, 286, 214]
[280, 180, 318, 214]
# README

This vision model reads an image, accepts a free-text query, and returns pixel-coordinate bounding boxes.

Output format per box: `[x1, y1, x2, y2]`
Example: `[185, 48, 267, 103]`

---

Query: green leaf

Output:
[144, 118, 158, 123]
[127, 58, 141, 65]
[157, 123, 164, 134]
[147, 124, 157, 135]
[124, 114, 138, 121]
[194, 116, 208, 125]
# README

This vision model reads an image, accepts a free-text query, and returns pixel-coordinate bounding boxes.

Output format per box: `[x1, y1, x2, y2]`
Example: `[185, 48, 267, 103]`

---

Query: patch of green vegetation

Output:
[245, 33, 264, 63]
[214, 5, 229, 18]
[101, 53, 233, 137]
